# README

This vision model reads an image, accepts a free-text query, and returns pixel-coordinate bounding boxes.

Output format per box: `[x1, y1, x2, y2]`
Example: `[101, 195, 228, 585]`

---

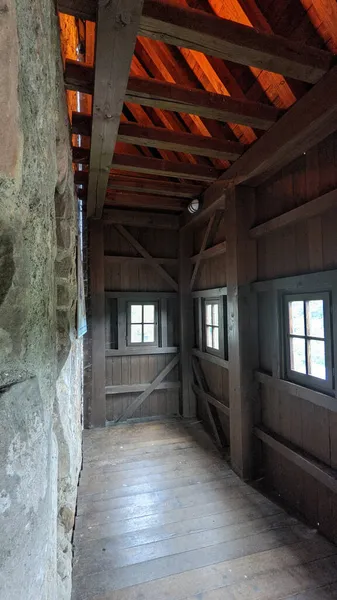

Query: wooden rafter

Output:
[72, 146, 220, 181]
[75, 171, 204, 198]
[105, 191, 187, 212]
[58, 0, 332, 83]
[114, 224, 179, 290]
[72, 113, 244, 160]
[116, 354, 180, 422]
[103, 209, 179, 230]
[64, 60, 281, 130]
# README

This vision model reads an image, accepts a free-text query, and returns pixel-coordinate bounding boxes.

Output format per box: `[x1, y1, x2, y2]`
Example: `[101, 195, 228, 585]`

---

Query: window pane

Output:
[213, 327, 219, 350]
[288, 301, 305, 335]
[290, 337, 306, 374]
[144, 304, 155, 323]
[206, 326, 213, 348]
[308, 339, 326, 380]
[143, 324, 155, 343]
[205, 304, 212, 326]
[212, 303, 219, 326]
[131, 324, 142, 343]
[306, 299, 324, 339]
[131, 305, 142, 323]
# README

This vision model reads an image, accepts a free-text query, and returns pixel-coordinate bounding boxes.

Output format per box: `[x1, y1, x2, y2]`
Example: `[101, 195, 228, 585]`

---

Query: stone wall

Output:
[0, 1, 82, 599]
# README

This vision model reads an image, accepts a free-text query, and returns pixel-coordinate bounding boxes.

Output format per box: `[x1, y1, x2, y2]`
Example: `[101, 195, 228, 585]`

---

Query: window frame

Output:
[283, 291, 333, 393]
[126, 301, 159, 347]
[204, 297, 224, 357]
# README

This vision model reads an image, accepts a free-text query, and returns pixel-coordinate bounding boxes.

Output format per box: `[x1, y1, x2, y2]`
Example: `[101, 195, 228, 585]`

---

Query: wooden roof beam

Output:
[74, 171, 204, 198]
[78, 189, 187, 212]
[183, 65, 337, 228]
[58, 0, 333, 84]
[72, 112, 244, 160]
[65, 61, 281, 130]
[86, 0, 143, 218]
[72, 146, 221, 181]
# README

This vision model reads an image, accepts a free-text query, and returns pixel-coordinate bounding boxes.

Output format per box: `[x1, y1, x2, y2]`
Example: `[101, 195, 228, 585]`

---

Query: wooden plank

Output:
[105, 292, 177, 299]
[116, 354, 180, 422]
[190, 215, 216, 291]
[190, 241, 227, 264]
[252, 268, 337, 293]
[105, 191, 187, 212]
[73, 114, 244, 160]
[256, 371, 337, 413]
[112, 153, 219, 182]
[192, 356, 223, 448]
[65, 61, 281, 130]
[191, 287, 227, 299]
[89, 220, 106, 427]
[105, 255, 177, 266]
[106, 347, 178, 357]
[106, 382, 180, 394]
[103, 209, 179, 230]
[255, 425, 337, 495]
[250, 188, 337, 238]
[75, 171, 205, 198]
[192, 383, 230, 418]
[114, 224, 178, 291]
[59, 0, 333, 83]
[118, 121, 244, 160]
[73, 145, 219, 182]
[86, 0, 143, 218]
[179, 229, 195, 417]
[192, 348, 229, 370]
[226, 186, 259, 479]
[188, 65, 337, 225]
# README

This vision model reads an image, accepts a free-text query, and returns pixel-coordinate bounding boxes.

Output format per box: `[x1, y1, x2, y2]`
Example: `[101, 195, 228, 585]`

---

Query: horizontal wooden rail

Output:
[65, 60, 281, 130]
[192, 348, 229, 370]
[105, 255, 177, 265]
[106, 381, 180, 394]
[58, 0, 332, 83]
[252, 268, 337, 293]
[191, 287, 227, 298]
[255, 425, 337, 495]
[250, 188, 337, 238]
[72, 113, 244, 160]
[192, 383, 229, 418]
[106, 347, 178, 357]
[190, 241, 227, 264]
[102, 209, 180, 230]
[255, 371, 337, 413]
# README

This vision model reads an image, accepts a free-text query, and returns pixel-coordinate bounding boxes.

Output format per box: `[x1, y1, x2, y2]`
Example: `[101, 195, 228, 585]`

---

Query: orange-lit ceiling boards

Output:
[57, 0, 336, 220]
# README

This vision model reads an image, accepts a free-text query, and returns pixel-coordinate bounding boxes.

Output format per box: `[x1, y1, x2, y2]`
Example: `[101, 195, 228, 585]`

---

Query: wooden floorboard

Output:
[72, 419, 337, 600]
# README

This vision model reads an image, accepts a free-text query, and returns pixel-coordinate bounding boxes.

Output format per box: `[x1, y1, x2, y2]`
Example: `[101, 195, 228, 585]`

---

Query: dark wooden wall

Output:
[254, 130, 337, 543]
[192, 215, 230, 445]
[103, 224, 180, 422]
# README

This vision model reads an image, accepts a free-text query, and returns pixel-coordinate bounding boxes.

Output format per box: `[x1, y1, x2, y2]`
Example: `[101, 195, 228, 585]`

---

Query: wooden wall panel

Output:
[104, 223, 180, 421]
[192, 218, 229, 445]
[256, 129, 337, 542]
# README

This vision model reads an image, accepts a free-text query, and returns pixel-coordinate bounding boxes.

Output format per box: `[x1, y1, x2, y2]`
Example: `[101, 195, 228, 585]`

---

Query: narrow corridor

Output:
[72, 420, 337, 599]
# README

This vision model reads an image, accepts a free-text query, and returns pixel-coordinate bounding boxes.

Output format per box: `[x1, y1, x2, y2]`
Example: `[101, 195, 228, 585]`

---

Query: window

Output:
[127, 302, 158, 346]
[205, 300, 220, 351]
[284, 292, 333, 391]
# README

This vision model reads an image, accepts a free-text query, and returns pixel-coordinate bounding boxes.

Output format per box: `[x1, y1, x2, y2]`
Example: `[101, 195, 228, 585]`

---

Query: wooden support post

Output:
[179, 229, 196, 417]
[89, 220, 106, 427]
[226, 185, 259, 479]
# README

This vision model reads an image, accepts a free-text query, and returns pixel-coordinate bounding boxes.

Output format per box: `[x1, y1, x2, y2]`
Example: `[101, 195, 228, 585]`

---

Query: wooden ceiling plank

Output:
[75, 171, 204, 197]
[87, 0, 144, 218]
[72, 113, 244, 159]
[58, 0, 333, 83]
[188, 64, 337, 224]
[105, 191, 187, 212]
[103, 208, 179, 229]
[65, 61, 281, 130]
[72, 146, 220, 181]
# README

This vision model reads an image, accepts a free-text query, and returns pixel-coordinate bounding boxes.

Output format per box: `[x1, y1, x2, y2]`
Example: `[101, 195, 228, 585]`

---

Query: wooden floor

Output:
[72, 419, 337, 600]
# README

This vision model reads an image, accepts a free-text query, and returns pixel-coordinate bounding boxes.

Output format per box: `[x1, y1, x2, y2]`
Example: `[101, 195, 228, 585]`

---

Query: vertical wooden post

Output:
[226, 185, 259, 479]
[90, 220, 106, 427]
[179, 228, 196, 417]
